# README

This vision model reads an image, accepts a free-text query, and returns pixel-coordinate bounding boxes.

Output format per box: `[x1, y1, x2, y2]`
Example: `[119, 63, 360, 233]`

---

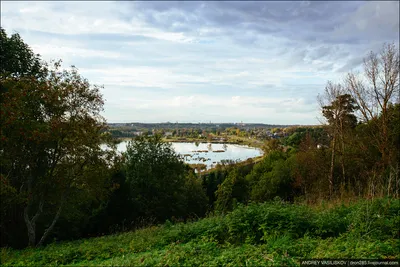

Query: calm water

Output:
[115, 141, 263, 169]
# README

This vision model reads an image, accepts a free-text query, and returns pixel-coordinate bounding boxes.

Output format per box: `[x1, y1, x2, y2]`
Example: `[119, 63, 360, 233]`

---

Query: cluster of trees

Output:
[318, 43, 399, 199]
[85, 135, 208, 236]
[283, 127, 329, 148]
[210, 43, 399, 210]
[1, 29, 398, 250]
[0, 29, 208, 248]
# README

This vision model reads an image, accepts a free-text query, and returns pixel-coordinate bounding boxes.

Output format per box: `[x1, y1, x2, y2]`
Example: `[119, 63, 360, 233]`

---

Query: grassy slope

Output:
[1, 198, 399, 266]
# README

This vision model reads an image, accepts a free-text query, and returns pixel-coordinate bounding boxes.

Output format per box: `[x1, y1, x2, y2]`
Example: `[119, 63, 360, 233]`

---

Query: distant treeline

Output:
[107, 122, 303, 140]
[108, 122, 296, 130]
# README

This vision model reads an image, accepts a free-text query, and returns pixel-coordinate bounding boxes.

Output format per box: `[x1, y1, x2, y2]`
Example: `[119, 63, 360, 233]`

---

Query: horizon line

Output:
[107, 122, 321, 126]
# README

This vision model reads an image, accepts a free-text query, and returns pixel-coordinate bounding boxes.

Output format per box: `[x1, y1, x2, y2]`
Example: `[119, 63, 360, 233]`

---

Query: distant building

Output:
[164, 132, 173, 137]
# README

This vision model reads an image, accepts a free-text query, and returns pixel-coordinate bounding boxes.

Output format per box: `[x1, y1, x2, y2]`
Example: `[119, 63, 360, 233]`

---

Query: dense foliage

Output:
[0, 29, 118, 247]
[0, 28, 47, 80]
[96, 135, 208, 226]
[1, 198, 398, 266]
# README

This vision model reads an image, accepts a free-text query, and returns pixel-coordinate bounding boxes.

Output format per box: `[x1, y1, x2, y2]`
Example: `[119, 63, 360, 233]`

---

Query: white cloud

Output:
[31, 44, 122, 60]
[1, 1, 397, 124]
[103, 93, 318, 124]
[331, 1, 399, 42]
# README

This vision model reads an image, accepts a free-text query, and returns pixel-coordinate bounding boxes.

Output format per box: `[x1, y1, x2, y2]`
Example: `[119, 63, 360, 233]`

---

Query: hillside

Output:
[1, 198, 398, 266]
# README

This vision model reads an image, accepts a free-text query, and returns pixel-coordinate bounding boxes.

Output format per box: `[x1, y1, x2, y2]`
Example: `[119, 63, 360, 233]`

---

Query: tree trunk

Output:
[395, 164, 400, 199]
[23, 198, 44, 247]
[329, 135, 336, 197]
[387, 167, 392, 197]
[24, 207, 36, 247]
[36, 202, 63, 247]
[340, 148, 346, 187]
[339, 120, 346, 189]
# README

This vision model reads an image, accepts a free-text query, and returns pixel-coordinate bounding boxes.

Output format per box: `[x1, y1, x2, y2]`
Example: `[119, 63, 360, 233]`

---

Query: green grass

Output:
[1, 198, 399, 266]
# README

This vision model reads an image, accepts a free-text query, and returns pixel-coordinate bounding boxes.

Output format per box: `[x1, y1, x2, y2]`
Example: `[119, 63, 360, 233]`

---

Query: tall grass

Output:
[1, 198, 398, 266]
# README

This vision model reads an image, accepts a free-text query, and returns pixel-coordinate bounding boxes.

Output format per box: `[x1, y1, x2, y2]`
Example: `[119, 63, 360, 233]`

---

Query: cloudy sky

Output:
[1, 1, 399, 124]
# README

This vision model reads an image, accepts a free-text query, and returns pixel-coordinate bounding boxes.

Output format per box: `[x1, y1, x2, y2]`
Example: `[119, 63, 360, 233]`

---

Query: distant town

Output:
[106, 122, 303, 140]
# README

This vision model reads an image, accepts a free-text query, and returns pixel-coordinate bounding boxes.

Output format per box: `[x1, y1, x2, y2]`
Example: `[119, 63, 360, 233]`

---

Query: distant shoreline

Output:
[114, 137, 264, 149]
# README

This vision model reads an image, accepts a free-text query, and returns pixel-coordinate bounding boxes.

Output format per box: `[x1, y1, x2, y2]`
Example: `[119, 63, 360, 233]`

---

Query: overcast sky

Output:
[1, 1, 399, 124]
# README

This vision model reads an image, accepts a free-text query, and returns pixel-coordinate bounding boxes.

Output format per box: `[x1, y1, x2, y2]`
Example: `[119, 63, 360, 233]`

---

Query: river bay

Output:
[115, 141, 263, 169]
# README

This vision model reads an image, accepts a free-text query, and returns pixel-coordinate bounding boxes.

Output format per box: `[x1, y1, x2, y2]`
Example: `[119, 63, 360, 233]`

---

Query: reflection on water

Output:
[115, 141, 263, 169]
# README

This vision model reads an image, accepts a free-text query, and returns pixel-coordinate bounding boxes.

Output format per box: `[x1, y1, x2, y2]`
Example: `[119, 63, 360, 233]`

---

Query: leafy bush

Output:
[346, 198, 400, 240]
[313, 204, 353, 238]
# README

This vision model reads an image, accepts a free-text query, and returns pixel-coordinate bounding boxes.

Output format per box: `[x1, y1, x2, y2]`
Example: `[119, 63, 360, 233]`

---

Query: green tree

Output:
[246, 151, 294, 202]
[215, 168, 248, 212]
[0, 61, 117, 247]
[181, 171, 209, 218]
[0, 28, 47, 80]
[0, 28, 48, 108]
[319, 82, 358, 196]
[292, 134, 330, 200]
[262, 138, 281, 153]
[124, 135, 207, 221]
